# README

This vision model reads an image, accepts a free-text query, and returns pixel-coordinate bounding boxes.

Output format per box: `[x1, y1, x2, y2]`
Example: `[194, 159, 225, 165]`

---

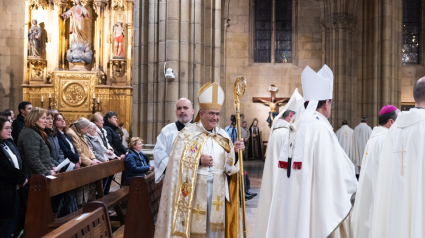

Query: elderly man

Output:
[153, 98, 194, 183]
[155, 82, 245, 238]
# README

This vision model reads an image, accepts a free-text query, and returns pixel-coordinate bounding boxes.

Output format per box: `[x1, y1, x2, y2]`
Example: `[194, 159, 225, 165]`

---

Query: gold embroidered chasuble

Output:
[154, 122, 240, 238]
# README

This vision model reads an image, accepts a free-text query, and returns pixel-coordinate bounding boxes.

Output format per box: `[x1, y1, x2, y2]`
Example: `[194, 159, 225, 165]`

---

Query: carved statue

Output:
[259, 96, 287, 124]
[28, 19, 42, 57]
[61, 0, 90, 46]
[113, 22, 125, 58]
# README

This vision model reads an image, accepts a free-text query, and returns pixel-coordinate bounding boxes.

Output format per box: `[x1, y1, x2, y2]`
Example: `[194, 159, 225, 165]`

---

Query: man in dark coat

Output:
[11, 102, 32, 142]
[103, 111, 127, 194]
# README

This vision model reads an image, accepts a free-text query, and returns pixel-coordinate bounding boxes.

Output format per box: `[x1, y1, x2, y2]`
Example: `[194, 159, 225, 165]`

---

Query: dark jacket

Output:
[11, 114, 25, 143]
[124, 149, 150, 184]
[0, 139, 27, 221]
[18, 126, 52, 178]
[47, 133, 65, 167]
[56, 131, 80, 164]
[103, 121, 127, 156]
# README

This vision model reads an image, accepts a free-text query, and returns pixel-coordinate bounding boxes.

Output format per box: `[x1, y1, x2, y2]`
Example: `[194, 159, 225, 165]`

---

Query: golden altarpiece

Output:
[22, 0, 133, 129]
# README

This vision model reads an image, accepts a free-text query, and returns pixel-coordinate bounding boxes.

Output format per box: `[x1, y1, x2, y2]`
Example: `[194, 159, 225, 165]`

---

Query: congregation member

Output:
[119, 123, 129, 149]
[124, 137, 153, 184]
[155, 82, 245, 238]
[352, 116, 372, 176]
[0, 111, 12, 122]
[335, 120, 354, 159]
[67, 117, 101, 167]
[351, 105, 400, 238]
[85, 122, 109, 162]
[45, 110, 65, 168]
[12, 101, 32, 141]
[103, 111, 126, 193]
[54, 113, 81, 166]
[3, 109, 15, 121]
[241, 121, 250, 160]
[0, 116, 27, 238]
[264, 65, 357, 238]
[371, 78, 425, 238]
[254, 89, 303, 238]
[90, 112, 116, 160]
[18, 107, 56, 178]
[153, 98, 194, 183]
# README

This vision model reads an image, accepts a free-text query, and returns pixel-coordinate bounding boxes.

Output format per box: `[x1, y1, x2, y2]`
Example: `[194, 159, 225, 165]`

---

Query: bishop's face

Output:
[200, 109, 220, 131]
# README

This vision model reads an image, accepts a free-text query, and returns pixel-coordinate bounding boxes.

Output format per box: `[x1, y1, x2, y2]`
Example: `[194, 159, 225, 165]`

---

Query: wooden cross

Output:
[192, 204, 206, 221]
[252, 84, 289, 108]
[394, 140, 407, 176]
[212, 196, 223, 211]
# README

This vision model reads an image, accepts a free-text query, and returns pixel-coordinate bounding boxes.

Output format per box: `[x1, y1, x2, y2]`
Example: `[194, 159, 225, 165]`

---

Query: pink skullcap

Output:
[379, 105, 398, 115]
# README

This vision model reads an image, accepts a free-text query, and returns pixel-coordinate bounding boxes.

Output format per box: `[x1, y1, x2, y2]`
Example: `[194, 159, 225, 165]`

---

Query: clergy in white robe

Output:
[372, 78, 425, 238]
[265, 65, 357, 238]
[254, 88, 304, 238]
[154, 82, 244, 238]
[351, 105, 399, 238]
[352, 118, 372, 174]
[153, 98, 194, 183]
[335, 120, 354, 159]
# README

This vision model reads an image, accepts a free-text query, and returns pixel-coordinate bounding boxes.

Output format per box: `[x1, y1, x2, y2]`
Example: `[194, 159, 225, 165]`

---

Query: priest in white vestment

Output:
[372, 78, 425, 238]
[153, 98, 194, 183]
[351, 105, 400, 238]
[336, 120, 354, 159]
[264, 65, 357, 238]
[254, 89, 304, 238]
[154, 82, 244, 238]
[352, 117, 372, 175]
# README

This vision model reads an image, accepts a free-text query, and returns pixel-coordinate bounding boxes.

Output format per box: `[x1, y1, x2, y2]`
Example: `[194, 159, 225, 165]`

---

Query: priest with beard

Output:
[371, 78, 425, 238]
[254, 88, 304, 238]
[264, 65, 357, 238]
[352, 117, 373, 176]
[153, 98, 194, 183]
[351, 105, 400, 238]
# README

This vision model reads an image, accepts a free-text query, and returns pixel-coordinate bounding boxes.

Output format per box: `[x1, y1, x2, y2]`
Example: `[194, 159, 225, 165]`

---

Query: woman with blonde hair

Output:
[18, 107, 56, 178]
[124, 137, 153, 184]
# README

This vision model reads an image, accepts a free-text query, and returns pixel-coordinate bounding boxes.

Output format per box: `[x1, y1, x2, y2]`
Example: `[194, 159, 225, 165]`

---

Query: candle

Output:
[49, 93, 51, 98]
[97, 97, 100, 103]
[93, 93, 95, 99]
[41, 96, 44, 102]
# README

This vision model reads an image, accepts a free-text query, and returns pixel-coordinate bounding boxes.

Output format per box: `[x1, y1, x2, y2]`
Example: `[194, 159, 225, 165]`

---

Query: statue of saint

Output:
[248, 118, 263, 160]
[259, 96, 287, 124]
[28, 19, 42, 57]
[61, 0, 90, 47]
[113, 22, 125, 58]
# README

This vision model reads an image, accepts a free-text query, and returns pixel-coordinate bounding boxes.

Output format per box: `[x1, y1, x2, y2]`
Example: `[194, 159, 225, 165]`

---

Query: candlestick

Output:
[93, 93, 95, 99]
[97, 97, 100, 103]
[49, 93, 51, 98]
[41, 96, 44, 102]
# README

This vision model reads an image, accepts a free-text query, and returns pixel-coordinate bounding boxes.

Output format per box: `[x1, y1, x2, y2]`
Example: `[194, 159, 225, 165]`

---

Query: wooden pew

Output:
[25, 159, 129, 238]
[42, 202, 113, 238]
[113, 172, 163, 238]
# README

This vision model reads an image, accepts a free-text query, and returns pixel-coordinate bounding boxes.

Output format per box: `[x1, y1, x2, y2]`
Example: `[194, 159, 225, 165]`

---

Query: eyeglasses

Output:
[4, 126, 12, 131]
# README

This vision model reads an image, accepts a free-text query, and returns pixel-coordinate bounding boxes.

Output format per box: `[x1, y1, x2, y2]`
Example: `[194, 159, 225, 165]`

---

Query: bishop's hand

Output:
[201, 155, 213, 166]
[234, 139, 245, 152]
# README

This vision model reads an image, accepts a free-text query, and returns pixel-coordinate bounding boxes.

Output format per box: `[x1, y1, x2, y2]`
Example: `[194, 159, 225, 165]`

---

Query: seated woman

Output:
[125, 137, 153, 184]
[67, 117, 101, 167]
[0, 116, 27, 237]
[84, 122, 109, 162]
[18, 107, 56, 179]
[45, 110, 65, 169]
[54, 113, 80, 166]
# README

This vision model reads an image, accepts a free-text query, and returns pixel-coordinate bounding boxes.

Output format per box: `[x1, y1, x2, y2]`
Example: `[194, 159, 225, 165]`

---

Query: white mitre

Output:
[194, 82, 225, 122]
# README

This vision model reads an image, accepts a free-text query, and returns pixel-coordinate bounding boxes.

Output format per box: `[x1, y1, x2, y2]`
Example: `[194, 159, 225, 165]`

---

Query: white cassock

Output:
[351, 126, 388, 238]
[153, 123, 179, 183]
[336, 125, 354, 159]
[266, 111, 357, 238]
[372, 108, 425, 238]
[254, 119, 289, 238]
[352, 123, 372, 173]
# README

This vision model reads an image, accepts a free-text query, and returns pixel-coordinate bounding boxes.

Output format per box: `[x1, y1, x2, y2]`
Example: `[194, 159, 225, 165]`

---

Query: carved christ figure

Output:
[61, 0, 90, 46]
[259, 96, 287, 124]
[114, 22, 125, 57]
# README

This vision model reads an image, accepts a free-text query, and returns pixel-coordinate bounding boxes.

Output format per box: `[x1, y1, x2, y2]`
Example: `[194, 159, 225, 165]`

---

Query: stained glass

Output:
[402, 0, 421, 64]
[275, 0, 292, 63]
[254, 0, 272, 62]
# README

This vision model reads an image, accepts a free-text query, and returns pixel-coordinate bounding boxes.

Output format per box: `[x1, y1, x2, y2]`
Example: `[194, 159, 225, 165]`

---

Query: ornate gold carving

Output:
[62, 82, 87, 106]
[112, 0, 126, 11]
[112, 60, 126, 77]
[30, 0, 48, 10]
[28, 59, 46, 83]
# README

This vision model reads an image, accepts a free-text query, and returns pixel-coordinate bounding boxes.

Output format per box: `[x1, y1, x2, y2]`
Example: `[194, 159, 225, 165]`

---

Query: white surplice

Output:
[351, 126, 388, 238]
[336, 125, 354, 159]
[352, 123, 372, 173]
[153, 123, 179, 183]
[372, 108, 425, 238]
[266, 111, 357, 238]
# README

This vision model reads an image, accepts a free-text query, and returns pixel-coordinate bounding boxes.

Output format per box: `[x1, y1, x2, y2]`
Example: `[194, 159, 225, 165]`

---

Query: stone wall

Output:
[401, 65, 425, 104]
[224, 0, 322, 140]
[0, 0, 25, 112]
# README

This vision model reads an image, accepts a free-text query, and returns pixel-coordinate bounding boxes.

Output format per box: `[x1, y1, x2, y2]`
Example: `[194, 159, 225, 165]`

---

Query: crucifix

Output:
[252, 84, 289, 127]
[394, 140, 407, 176]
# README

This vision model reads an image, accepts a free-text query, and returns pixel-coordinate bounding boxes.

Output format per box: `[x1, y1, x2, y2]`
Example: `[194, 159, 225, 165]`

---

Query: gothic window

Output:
[402, 0, 421, 64]
[254, 0, 292, 63]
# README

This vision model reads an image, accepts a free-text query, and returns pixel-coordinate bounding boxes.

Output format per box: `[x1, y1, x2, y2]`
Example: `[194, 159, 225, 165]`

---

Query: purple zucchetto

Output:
[379, 105, 398, 115]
